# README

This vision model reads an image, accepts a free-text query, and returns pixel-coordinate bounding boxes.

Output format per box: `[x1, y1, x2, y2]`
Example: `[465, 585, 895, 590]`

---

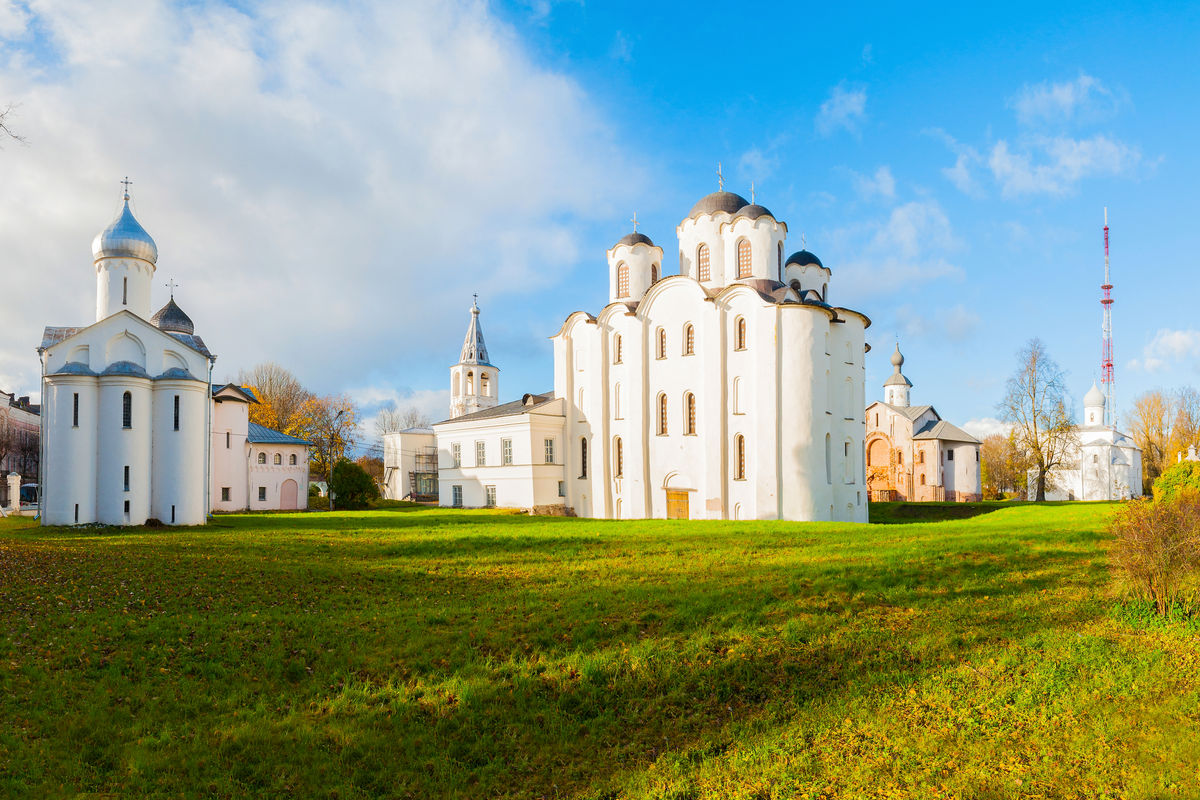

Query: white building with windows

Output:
[865, 345, 981, 502]
[38, 188, 309, 525]
[1035, 383, 1142, 501]
[210, 384, 311, 512]
[411, 188, 872, 521]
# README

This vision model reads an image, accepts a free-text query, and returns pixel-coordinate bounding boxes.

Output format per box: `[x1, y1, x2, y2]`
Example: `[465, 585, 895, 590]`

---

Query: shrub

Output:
[1108, 491, 1200, 615]
[330, 459, 380, 510]
[1152, 460, 1200, 501]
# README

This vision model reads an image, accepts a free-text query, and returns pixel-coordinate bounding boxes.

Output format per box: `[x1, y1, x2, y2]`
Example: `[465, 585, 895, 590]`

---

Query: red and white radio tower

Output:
[1101, 208, 1114, 427]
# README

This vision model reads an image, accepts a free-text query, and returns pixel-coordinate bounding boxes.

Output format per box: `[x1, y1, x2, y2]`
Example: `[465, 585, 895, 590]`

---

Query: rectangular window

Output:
[171, 505, 175, 524]
[475, 440, 486, 467]
[225, 431, 231, 449]
[947, 450, 954, 461]
[452, 485, 463, 507]
[501, 438, 513, 465]
[123, 500, 130, 514]
[221, 487, 230, 502]
[258, 486, 267, 501]
[558, 480, 565, 497]
[544, 438, 555, 464]
[452, 442, 462, 468]
[123, 465, 130, 492]
[72, 393, 79, 427]
[74, 504, 79, 523]
[485, 485, 497, 507]
[122, 276, 127, 305]
[173, 395, 180, 431]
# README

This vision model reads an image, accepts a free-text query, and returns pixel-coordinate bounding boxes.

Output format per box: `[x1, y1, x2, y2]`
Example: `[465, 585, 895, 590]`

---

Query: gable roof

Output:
[247, 422, 311, 446]
[913, 419, 980, 444]
[212, 384, 259, 403]
[434, 392, 560, 426]
[40, 310, 213, 359]
[868, 401, 937, 422]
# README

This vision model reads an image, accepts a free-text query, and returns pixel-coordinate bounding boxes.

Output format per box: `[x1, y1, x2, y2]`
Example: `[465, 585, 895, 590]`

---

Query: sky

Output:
[1, 0, 1198, 441]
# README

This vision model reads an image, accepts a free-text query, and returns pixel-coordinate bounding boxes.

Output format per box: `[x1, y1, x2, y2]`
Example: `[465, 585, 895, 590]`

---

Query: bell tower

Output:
[450, 296, 499, 418]
[883, 343, 912, 407]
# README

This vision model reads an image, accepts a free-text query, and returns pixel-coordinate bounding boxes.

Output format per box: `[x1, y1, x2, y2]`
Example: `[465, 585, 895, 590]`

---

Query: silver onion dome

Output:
[92, 193, 158, 264]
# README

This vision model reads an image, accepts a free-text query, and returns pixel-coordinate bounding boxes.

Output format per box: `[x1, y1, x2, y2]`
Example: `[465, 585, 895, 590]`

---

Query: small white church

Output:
[1034, 382, 1142, 501]
[388, 187, 872, 521]
[37, 186, 309, 525]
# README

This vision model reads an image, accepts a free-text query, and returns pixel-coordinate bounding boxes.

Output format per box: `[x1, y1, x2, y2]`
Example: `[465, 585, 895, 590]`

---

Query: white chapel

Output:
[38, 186, 309, 525]
[390, 187, 873, 521]
[1036, 383, 1142, 501]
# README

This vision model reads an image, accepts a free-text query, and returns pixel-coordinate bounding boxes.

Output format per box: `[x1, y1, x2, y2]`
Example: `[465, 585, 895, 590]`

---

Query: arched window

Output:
[918, 451, 925, 464]
[656, 328, 667, 359]
[466, 371, 474, 394]
[821, 282, 827, 300]
[897, 450, 904, 465]
[697, 243, 710, 281]
[790, 279, 802, 296]
[684, 392, 696, 435]
[683, 323, 695, 355]
[121, 391, 132, 429]
[613, 334, 622, 364]
[290, 454, 297, 465]
[258, 452, 267, 465]
[580, 437, 588, 478]
[657, 393, 668, 435]
[481, 373, 490, 396]
[614, 437, 623, 477]
[734, 316, 747, 351]
[274, 453, 282, 465]
[616, 263, 630, 297]
[777, 241, 783, 275]
[732, 376, 743, 414]
[734, 434, 746, 480]
[614, 382, 623, 419]
[651, 264, 659, 284]
[737, 239, 751, 278]
[920, 473, 926, 486]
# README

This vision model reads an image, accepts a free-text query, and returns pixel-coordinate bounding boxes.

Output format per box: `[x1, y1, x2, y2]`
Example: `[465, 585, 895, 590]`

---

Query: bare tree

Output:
[999, 339, 1078, 501]
[1126, 390, 1171, 493]
[1169, 386, 1200, 459]
[374, 402, 431, 439]
[237, 362, 312, 436]
[0, 104, 25, 145]
[296, 394, 359, 511]
[980, 432, 1029, 499]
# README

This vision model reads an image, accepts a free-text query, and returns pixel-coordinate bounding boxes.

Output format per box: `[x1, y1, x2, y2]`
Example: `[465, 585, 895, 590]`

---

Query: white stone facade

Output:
[1035, 383, 1142, 501]
[209, 385, 311, 512]
[382, 427, 437, 501]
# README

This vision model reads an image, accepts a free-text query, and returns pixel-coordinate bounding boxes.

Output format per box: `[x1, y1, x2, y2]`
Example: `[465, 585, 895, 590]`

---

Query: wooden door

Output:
[666, 490, 689, 520]
[281, 479, 298, 510]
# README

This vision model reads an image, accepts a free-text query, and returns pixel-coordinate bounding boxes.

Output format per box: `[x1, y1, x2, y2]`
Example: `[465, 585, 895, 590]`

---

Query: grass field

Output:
[1, 504, 1197, 799]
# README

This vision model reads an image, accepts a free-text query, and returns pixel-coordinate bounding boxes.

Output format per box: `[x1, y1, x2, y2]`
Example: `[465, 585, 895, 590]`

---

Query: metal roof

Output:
[688, 191, 750, 218]
[733, 204, 774, 221]
[434, 391, 558, 426]
[458, 298, 494, 367]
[151, 297, 194, 335]
[92, 194, 158, 264]
[913, 419, 980, 444]
[49, 361, 98, 377]
[247, 422, 311, 445]
[786, 250, 824, 268]
[615, 232, 654, 247]
[100, 360, 151, 378]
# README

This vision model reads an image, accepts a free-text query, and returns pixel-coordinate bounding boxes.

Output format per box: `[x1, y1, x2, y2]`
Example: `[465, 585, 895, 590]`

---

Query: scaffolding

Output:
[408, 445, 439, 502]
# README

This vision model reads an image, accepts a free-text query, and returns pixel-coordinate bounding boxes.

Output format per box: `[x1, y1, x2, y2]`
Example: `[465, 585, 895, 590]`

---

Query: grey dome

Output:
[615, 231, 654, 247]
[50, 361, 98, 377]
[733, 204, 774, 221]
[890, 343, 904, 368]
[92, 194, 158, 264]
[155, 367, 198, 381]
[151, 297, 195, 335]
[101, 360, 151, 378]
[1085, 382, 1105, 407]
[786, 250, 824, 268]
[688, 191, 750, 218]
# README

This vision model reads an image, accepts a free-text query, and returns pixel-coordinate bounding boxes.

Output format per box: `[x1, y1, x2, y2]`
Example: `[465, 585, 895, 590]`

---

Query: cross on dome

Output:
[751, 182, 755, 204]
[120, 176, 133, 199]
[716, 161, 724, 191]
[630, 212, 639, 232]
[166, 278, 178, 299]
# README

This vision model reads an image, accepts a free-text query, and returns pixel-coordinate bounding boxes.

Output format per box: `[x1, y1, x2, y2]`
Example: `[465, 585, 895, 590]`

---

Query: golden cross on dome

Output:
[716, 162, 724, 191]
[630, 212, 639, 232]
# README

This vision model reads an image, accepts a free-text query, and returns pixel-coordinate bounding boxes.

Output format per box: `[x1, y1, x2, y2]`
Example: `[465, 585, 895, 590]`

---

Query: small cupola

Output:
[784, 247, 831, 302]
[608, 216, 663, 303]
[883, 343, 913, 407]
[151, 296, 195, 335]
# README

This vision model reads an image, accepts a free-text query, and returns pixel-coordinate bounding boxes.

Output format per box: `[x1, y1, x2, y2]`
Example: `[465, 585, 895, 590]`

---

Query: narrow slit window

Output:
[72, 393, 79, 427]
[172, 395, 180, 431]
[580, 437, 588, 478]
[121, 391, 132, 429]
[737, 239, 751, 278]
[735, 435, 746, 480]
[684, 324, 695, 355]
[123, 465, 130, 492]
[122, 276, 128, 305]
[614, 437, 623, 477]
[685, 392, 696, 435]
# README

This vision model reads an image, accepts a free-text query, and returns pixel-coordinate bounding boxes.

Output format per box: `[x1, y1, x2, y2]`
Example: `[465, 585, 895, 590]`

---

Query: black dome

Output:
[786, 249, 824, 268]
[688, 191, 750, 218]
[151, 297, 195, 335]
[615, 231, 654, 247]
[733, 203, 774, 221]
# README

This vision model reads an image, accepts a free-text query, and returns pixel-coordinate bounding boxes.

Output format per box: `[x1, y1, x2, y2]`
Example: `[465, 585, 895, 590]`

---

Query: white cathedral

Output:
[387, 188, 871, 521]
[1035, 382, 1142, 501]
[37, 187, 309, 526]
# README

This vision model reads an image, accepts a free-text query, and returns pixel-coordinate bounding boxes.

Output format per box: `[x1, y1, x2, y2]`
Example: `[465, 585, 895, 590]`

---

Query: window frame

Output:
[121, 391, 132, 429]
[501, 438, 513, 466]
[616, 263, 630, 297]
[684, 392, 697, 435]
[544, 437, 556, 465]
[733, 317, 747, 351]
[734, 434, 746, 480]
[475, 440, 486, 467]
[697, 243, 710, 281]
[736, 238, 752, 279]
[683, 323, 695, 356]
[657, 393, 668, 436]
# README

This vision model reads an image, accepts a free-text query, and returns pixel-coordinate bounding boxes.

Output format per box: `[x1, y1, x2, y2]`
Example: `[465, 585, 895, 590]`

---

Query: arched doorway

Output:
[281, 479, 298, 510]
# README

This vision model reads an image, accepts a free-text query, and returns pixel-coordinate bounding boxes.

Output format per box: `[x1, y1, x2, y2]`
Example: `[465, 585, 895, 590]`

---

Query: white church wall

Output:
[95, 256, 155, 321]
[724, 215, 786, 283]
[247, 445, 309, 511]
[96, 375, 153, 525]
[41, 376, 98, 525]
[150, 379, 208, 525]
[677, 214, 731, 290]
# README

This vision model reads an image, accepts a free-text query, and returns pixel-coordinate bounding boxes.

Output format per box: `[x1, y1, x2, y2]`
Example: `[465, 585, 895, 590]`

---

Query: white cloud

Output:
[816, 84, 867, 137]
[962, 417, 1011, 440]
[738, 147, 778, 184]
[851, 165, 895, 201]
[0, 0, 639, 398]
[609, 30, 632, 62]
[989, 135, 1143, 197]
[1129, 328, 1200, 373]
[0, 0, 29, 38]
[828, 199, 963, 296]
[1010, 73, 1118, 126]
[861, 44, 873, 65]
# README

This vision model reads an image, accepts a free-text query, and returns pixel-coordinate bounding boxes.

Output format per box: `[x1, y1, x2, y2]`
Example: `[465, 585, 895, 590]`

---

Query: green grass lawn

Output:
[1, 504, 1197, 799]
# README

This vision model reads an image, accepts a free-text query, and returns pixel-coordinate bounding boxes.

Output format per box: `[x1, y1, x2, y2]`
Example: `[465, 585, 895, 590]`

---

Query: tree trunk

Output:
[1036, 468, 1047, 502]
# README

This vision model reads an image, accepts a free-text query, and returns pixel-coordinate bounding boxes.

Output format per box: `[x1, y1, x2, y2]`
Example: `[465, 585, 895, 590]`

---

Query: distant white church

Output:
[387, 187, 872, 521]
[1035, 383, 1142, 501]
[38, 186, 308, 525]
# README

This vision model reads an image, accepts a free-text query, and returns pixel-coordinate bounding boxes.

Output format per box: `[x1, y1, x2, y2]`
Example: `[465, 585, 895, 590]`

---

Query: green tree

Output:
[1152, 461, 1200, 501]
[330, 459, 380, 510]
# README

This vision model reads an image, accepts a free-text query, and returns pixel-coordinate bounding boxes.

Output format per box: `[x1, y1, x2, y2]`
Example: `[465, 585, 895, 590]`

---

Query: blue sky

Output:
[0, 1, 1197, 438]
